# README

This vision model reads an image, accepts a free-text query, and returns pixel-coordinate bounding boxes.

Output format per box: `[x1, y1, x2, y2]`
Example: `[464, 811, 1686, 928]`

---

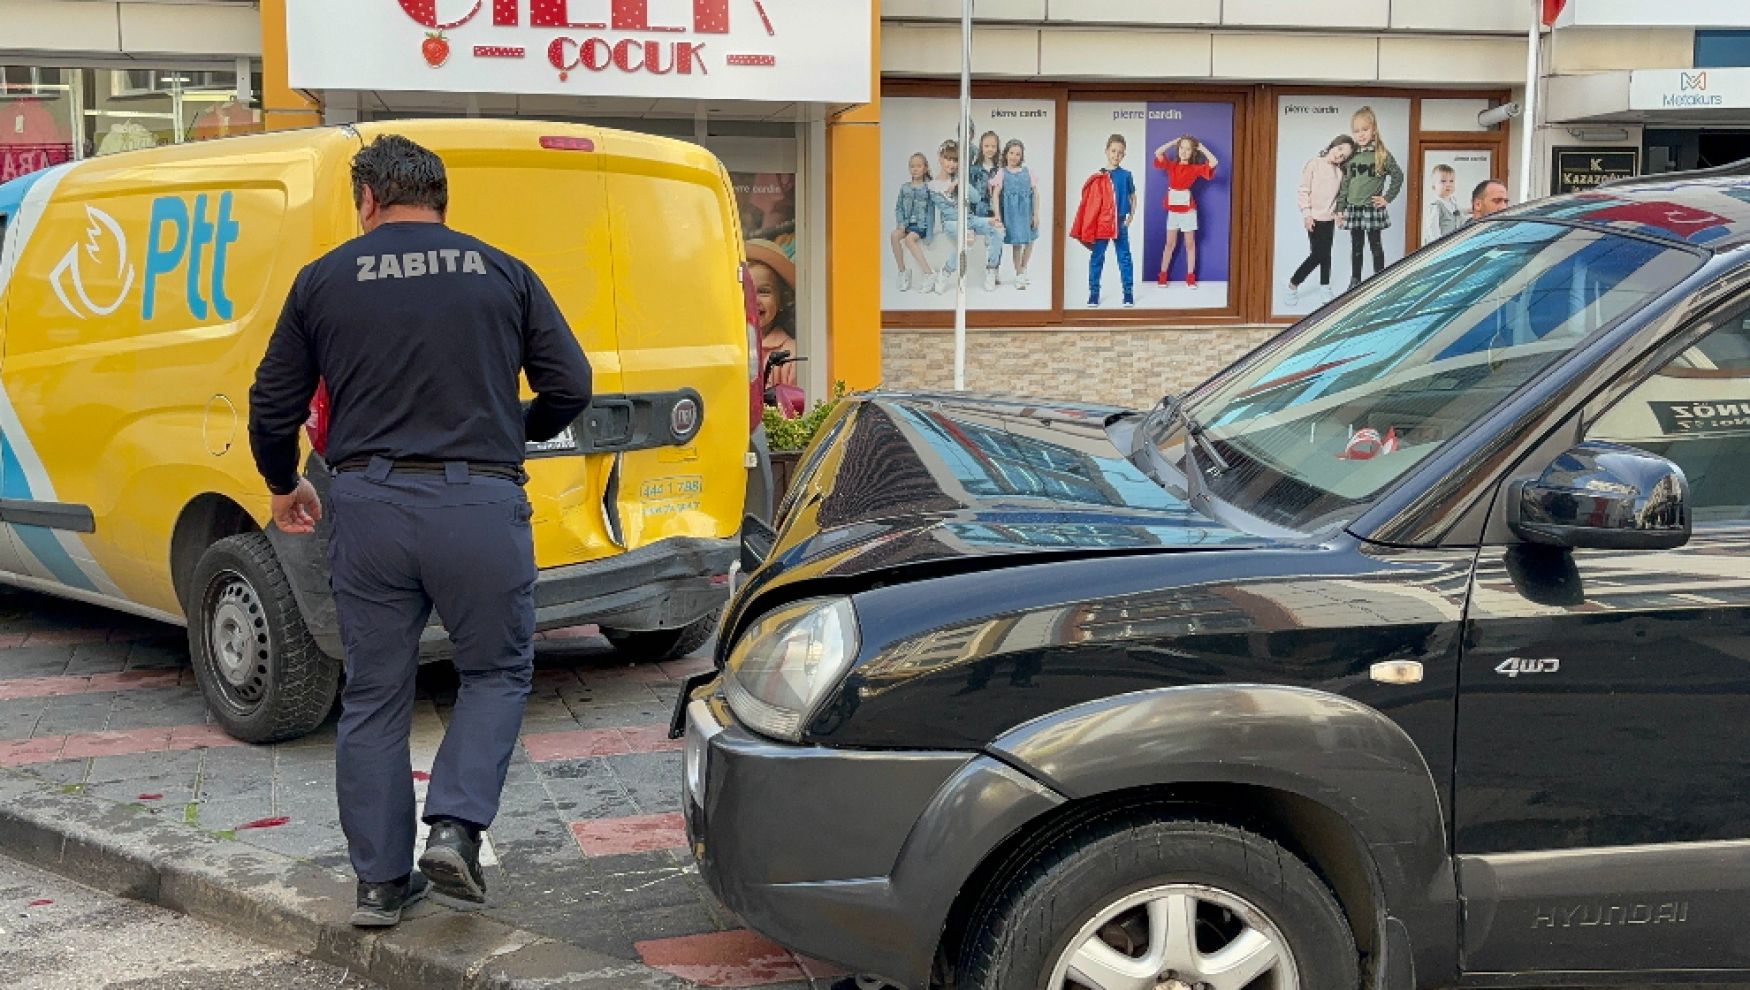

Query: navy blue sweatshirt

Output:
[249, 222, 592, 495]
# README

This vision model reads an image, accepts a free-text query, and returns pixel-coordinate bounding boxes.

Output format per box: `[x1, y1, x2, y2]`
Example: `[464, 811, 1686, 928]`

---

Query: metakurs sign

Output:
[287, 0, 871, 103]
[1629, 68, 1750, 112]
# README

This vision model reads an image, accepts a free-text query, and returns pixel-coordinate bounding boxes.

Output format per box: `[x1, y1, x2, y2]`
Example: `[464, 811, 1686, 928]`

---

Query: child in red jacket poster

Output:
[1073, 135, 1138, 308]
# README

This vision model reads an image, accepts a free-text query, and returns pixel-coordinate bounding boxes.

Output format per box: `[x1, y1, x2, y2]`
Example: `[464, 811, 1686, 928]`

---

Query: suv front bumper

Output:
[679, 690, 1065, 989]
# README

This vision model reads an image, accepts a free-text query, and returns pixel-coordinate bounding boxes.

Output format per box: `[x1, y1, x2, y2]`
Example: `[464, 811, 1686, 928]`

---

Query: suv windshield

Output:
[1154, 220, 1704, 533]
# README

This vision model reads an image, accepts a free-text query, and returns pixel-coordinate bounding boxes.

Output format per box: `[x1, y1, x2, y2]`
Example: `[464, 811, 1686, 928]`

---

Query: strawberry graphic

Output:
[397, 0, 483, 29]
[422, 31, 451, 67]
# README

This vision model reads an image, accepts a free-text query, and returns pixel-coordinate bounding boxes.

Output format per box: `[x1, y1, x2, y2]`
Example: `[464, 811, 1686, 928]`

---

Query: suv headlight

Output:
[723, 597, 859, 742]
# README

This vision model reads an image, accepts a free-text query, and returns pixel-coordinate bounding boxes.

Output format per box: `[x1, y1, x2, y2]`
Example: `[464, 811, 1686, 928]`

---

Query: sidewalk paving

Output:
[0, 587, 851, 990]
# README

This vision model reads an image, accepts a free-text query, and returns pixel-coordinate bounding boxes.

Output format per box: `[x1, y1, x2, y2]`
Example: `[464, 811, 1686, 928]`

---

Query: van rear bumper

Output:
[273, 454, 738, 658]
[525, 536, 736, 635]
[276, 526, 735, 659]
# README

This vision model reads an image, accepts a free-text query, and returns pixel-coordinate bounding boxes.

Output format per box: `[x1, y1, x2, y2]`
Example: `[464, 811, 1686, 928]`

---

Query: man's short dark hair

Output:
[351, 134, 449, 213]
[1472, 178, 1506, 204]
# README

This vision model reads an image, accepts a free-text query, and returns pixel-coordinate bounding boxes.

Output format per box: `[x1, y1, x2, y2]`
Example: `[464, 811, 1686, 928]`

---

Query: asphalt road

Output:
[0, 853, 383, 990]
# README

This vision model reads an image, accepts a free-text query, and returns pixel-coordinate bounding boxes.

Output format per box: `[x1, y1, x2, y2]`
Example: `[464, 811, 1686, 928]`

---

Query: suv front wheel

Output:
[959, 815, 1359, 990]
[188, 533, 340, 744]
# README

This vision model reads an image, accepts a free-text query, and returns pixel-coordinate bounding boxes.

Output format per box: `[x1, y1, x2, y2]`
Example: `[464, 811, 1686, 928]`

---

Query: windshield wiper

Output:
[1136, 394, 1230, 480]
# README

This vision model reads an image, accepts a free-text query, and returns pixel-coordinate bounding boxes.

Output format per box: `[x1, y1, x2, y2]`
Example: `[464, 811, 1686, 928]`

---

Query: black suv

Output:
[675, 174, 1750, 989]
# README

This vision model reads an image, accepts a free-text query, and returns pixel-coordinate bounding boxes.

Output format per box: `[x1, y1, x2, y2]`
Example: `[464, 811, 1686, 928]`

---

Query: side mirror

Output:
[1508, 441, 1690, 551]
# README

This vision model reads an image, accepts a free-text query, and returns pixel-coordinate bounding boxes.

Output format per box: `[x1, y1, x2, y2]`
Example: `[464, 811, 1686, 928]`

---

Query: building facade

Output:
[1544, 2, 1750, 191]
[10, 2, 1749, 411]
[874, 0, 1534, 408]
[1, 1, 265, 181]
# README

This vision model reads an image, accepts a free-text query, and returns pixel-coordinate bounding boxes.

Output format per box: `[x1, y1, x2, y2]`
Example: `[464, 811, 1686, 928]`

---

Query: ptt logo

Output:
[50, 206, 135, 320]
[50, 193, 241, 322]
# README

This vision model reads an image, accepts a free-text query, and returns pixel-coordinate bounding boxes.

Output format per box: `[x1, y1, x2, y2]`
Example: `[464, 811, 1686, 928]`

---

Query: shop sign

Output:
[1629, 68, 1750, 111]
[287, 0, 871, 103]
[1551, 147, 1639, 195]
[1553, 0, 1750, 28]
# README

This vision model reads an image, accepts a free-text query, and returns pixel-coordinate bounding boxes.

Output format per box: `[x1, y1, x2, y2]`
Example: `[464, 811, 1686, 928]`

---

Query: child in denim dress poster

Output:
[931, 138, 1008, 295]
[890, 152, 937, 293]
[967, 131, 1007, 290]
[993, 139, 1040, 289]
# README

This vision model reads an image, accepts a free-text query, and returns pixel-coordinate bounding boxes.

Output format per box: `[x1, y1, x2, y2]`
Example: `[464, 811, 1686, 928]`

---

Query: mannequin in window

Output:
[188, 96, 260, 143]
[1, 95, 73, 182]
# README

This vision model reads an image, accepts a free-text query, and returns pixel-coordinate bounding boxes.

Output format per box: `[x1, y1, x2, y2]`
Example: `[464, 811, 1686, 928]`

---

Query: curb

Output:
[0, 766, 692, 989]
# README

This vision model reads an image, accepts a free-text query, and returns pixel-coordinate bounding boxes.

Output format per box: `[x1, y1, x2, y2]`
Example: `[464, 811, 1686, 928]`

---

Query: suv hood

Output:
[758, 392, 1278, 587]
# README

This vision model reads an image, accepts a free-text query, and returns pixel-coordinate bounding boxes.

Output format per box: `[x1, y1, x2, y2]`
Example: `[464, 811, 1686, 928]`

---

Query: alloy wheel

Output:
[1049, 883, 1298, 990]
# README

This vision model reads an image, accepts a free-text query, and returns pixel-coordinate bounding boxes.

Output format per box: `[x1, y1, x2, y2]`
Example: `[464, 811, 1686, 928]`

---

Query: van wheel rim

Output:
[1049, 884, 1297, 990]
[204, 572, 271, 709]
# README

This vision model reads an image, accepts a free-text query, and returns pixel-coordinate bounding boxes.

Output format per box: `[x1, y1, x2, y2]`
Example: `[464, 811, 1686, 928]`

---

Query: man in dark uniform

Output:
[248, 134, 592, 927]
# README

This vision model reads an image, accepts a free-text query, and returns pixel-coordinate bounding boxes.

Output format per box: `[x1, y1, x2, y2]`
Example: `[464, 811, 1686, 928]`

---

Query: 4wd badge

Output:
[1496, 657, 1561, 678]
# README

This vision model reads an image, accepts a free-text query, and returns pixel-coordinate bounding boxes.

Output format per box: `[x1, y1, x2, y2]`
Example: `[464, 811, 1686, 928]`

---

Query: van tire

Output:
[602, 614, 717, 661]
[188, 533, 340, 744]
[958, 815, 1359, 990]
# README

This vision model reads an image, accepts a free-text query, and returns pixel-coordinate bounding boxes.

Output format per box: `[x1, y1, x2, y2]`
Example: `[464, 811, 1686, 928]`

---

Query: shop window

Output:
[89, 67, 260, 157]
[881, 93, 1060, 318]
[1695, 30, 1750, 69]
[1063, 99, 1238, 315]
[1, 67, 77, 183]
[1, 64, 262, 184]
[873, 82, 1511, 330]
[731, 171, 806, 405]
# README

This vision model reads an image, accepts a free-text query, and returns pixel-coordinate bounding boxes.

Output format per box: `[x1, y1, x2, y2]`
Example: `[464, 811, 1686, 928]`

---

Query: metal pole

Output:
[953, 0, 972, 392]
[1520, 0, 1540, 203]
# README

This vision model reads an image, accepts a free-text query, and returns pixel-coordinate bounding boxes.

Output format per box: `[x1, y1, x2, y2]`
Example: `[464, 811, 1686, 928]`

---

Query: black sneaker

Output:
[351, 871, 429, 928]
[419, 820, 487, 904]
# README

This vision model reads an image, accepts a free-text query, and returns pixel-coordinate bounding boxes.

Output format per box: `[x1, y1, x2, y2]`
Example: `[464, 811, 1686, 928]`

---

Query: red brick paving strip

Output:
[634, 929, 808, 987]
[522, 723, 683, 762]
[17, 628, 116, 647]
[569, 812, 687, 857]
[0, 669, 185, 701]
[0, 723, 242, 766]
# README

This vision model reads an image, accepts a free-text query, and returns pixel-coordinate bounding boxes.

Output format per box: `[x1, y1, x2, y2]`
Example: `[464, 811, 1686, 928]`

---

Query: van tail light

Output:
[742, 262, 762, 435]
[539, 135, 596, 152]
[306, 379, 330, 457]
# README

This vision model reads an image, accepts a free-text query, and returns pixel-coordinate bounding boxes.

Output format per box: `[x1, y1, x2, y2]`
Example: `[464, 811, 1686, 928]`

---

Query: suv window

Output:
[1589, 308, 1750, 524]
[1176, 221, 1703, 532]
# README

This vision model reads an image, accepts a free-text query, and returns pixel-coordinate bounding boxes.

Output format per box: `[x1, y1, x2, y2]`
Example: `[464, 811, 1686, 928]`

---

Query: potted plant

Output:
[763, 382, 847, 499]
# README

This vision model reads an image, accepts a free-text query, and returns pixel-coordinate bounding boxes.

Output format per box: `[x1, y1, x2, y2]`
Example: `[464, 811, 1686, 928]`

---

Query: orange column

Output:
[259, 0, 323, 132]
[825, 2, 883, 391]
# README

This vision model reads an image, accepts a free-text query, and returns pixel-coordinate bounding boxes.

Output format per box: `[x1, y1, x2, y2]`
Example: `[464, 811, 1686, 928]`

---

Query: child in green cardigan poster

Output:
[1271, 96, 1411, 316]
[1336, 106, 1405, 291]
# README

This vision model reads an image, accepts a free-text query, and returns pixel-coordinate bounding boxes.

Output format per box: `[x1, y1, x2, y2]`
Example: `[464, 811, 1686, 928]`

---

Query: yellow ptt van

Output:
[0, 119, 771, 742]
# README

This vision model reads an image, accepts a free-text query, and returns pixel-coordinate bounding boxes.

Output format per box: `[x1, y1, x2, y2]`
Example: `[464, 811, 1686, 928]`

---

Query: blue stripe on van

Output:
[0, 166, 57, 220]
[0, 429, 97, 593]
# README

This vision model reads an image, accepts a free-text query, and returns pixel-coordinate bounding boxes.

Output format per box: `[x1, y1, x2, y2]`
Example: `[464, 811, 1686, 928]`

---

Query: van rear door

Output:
[596, 131, 749, 552]
[370, 121, 625, 569]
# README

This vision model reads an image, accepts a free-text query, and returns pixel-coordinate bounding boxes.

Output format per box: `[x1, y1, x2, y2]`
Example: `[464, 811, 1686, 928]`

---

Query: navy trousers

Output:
[326, 459, 536, 883]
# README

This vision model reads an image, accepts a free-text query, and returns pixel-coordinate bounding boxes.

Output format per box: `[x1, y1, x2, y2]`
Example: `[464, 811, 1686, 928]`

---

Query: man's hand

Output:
[272, 478, 322, 535]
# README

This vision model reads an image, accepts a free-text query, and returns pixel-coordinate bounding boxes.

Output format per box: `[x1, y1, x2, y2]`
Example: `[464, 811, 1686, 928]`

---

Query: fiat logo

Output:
[671, 397, 700, 438]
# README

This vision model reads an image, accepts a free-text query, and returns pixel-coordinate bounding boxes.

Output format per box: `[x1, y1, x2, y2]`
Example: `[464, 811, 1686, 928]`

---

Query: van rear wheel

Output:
[602, 614, 717, 662]
[188, 533, 340, 744]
